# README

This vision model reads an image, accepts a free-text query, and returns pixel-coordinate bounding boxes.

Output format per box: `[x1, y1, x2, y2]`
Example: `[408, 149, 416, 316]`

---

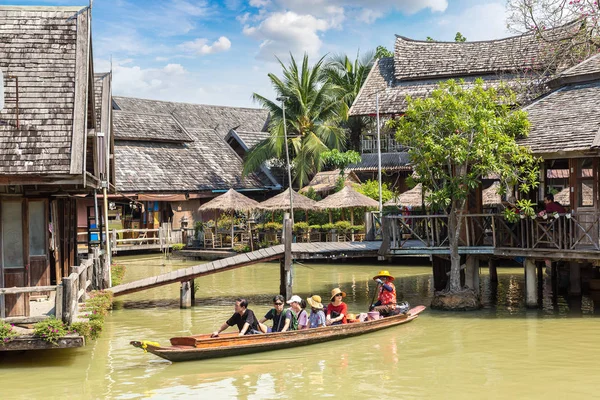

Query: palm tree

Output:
[324, 51, 375, 151]
[243, 54, 347, 189]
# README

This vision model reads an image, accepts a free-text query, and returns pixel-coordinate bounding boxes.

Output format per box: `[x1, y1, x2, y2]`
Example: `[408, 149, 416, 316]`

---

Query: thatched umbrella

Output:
[483, 181, 502, 207]
[199, 188, 260, 248]
[385, 184, 425, 208]
[259, 188, 318, 212]
[317, 186, 378, 224]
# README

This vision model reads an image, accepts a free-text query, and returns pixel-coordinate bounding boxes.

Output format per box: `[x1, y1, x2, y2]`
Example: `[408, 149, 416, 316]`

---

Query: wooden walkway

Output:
[109, 241, 382, 297]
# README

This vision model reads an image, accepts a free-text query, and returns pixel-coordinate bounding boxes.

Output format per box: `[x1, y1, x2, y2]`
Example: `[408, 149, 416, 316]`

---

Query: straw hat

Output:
[330, 287, 347, 302]
[306, 295, 324, 310]
[373, 270, 395, 281]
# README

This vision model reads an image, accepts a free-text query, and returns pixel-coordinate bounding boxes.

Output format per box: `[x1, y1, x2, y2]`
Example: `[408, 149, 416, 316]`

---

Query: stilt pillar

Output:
[180, 280, 192, 309]
[525, 259, 538, 308]
[191, 279, 196, 302]
[365, 212, 374, 241]
[488, 258, 498, 284]
[569, 262, 581, 296]
[280, 218, 293, 299]
[465, 256, 479, 295]
[432, 256, 449, 291]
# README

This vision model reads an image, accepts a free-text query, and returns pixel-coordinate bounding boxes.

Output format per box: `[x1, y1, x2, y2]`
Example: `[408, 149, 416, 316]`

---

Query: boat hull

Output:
[131, 305, 425, 362]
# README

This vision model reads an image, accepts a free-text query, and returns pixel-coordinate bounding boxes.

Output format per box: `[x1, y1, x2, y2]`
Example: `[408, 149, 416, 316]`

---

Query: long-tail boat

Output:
[130, 305, 426, 362]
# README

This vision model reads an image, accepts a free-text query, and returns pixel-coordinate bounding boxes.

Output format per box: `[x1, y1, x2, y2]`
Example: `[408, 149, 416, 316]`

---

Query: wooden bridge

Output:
[109, 241, 382, 297]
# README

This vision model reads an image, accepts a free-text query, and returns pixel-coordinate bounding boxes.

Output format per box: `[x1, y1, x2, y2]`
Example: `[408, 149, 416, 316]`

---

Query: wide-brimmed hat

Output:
[306, 295, 323, 310]
[286, 295, 303, 304]
[330, 287, 347, 302]
[373, 270, 395, 281]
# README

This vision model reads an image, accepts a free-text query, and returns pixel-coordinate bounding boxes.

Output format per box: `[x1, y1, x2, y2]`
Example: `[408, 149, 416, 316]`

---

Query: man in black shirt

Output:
[211, 298, 260, 337]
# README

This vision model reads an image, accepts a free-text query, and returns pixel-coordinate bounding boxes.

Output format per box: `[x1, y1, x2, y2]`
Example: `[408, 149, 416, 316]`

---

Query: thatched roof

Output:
[317, 186, 379, 209]
[483, 181, 502, 206]
[259, 188, 318, 211]
[385, 184, 425, 208]
[198, 189, 260, 212]
[299, 170, 361, 195]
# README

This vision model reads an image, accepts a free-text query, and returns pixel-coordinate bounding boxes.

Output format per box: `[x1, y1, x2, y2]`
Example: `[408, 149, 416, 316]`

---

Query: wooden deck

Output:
[109, 241, 382, 296]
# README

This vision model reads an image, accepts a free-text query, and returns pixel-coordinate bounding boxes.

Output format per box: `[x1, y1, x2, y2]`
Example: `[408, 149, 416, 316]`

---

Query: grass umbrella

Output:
[258, 188, 318, 212]
[384, 184, 426, 209]
[199, 189, 260, 248]
[317, 186, 378, 225]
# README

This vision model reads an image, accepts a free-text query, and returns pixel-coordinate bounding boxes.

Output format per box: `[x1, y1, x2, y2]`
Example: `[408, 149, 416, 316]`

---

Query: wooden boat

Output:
[131, 305, 426, 362]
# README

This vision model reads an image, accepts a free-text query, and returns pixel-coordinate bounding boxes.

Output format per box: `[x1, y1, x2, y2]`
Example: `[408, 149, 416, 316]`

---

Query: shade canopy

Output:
[258, 188, 318, 211]
[384, 184, 425, 208]
[198, 188, 260, 212]
[317, 186, 378, 210]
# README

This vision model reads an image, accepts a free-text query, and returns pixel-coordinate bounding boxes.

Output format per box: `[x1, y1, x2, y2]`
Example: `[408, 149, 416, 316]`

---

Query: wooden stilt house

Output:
[0, 6, 113, 318]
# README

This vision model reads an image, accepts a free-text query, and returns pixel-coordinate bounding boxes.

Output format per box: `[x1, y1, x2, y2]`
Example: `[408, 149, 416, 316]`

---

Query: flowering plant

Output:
[0, 320, 19, 345]
[33, 318, 67, 345]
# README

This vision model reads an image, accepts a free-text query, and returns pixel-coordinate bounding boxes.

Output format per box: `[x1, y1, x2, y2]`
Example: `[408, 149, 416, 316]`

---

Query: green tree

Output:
[454, 32, 467, 42]
[374, 45, 393, 59]
[243, 54, 347, 188]
[355, 180, 394, 203]
[321, 149, 361, 175]
[388, 79, 539, 301]
[426, 36, 435, 42]
[324, 51, 374, 151]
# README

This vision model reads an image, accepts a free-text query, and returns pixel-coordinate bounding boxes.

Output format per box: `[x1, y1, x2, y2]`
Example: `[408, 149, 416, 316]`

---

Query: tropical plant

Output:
[355, 180, 394, 203]
[335, 221, 352, 232]
[324, 52, 375, 151]
[388, 79, 539, 299]
[172, 243, 185, 251]
[322, 223, 336, 231]
[455, 32, 467, 42]
[244, 54, 347, 188]
[293, 222, 310, 232]
[375, 45, 393, 59]
[321, 149, 361, 175]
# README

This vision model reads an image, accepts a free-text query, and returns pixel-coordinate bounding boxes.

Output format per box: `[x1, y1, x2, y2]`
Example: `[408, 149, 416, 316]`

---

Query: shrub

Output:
[172, 243, 185, 251]
[34, 318, 67, 345]
[293, 222, 310, 232]
[356, 180, 394, 203]
[70, 320, 103, 342]
[351, 225, 365, 232]
[233, 244, 251, 253]
[322, 223, 336, 231]
[264, 222, 283, 231]
[335, 221, 352, 232]
[309, 224, 321, 231]
[0, 320, 18, 345]
[111, 264, 126, 286]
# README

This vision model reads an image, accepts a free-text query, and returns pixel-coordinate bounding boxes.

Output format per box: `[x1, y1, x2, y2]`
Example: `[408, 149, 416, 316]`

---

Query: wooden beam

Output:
[0, 286, 57, 295]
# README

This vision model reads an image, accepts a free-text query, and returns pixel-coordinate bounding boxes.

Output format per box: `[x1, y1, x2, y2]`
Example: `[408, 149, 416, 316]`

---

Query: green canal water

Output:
[1, 255, 599, 399]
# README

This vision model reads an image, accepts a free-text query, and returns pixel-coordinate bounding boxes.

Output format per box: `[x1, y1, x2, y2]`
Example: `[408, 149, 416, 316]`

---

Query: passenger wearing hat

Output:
[326, 288, 348, 325]
[370, 270, 397, 316]
[307, 295, 326, 328]
[287, 295, 309, 330]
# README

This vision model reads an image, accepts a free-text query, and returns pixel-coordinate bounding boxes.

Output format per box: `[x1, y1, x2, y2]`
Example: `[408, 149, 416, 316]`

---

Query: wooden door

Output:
[28, 200, 50, 296]
[1, 199, 29, 317]
[570, 158, 599, 249]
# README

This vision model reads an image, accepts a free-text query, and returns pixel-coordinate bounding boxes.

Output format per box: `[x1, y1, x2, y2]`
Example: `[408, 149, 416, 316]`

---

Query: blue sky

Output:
[4, 0, 511, 107]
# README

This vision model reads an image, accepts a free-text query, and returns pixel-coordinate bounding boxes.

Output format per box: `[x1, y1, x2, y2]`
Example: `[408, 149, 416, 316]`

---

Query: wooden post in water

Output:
[190, 279, 196, 302]
[488, 258, 498, 284]
[465, 256, 479, 295]
[280, 218, 293, 299]
[524, 259, 538, 308]
[569, 262, 582, 296]
[432, 256, 449, 291]
[180, 280, 192, 309]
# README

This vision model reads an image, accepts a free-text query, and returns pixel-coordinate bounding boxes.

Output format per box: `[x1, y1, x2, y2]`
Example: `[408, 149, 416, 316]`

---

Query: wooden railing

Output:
[361, 136, 403, 154]
[1, 253, 102, 324]
[382, 212, 600, 253]
[110, 226, 194, 252]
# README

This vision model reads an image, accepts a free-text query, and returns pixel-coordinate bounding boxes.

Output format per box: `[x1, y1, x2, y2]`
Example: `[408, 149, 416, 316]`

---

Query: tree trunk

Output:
[447, 209, 462, 292]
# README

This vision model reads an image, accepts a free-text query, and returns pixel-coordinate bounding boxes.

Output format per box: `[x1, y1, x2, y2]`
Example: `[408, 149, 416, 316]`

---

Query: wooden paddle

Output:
[368, 281, 381, 311]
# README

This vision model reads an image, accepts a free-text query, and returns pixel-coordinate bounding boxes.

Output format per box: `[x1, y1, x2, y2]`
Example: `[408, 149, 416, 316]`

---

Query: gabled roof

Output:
[393, 22, 580, 81]
[112, 96, 269, 137]
[0, 6, 93, 176]
[518, 81, 600, 154]
[94, 72, 111, 130]
[112, 96, 276, 193]
[228, 130, 270, 150]
[548, 53, 600, 88]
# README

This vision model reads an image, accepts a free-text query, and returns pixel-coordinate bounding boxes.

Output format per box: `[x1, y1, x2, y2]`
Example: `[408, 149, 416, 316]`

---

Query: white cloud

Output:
[163, 63, 186, 75]
[243, 11, 334, 60]
[250, 0, 270, 7]
[179, 36, 232, 55]
[432, 2, 509, 41]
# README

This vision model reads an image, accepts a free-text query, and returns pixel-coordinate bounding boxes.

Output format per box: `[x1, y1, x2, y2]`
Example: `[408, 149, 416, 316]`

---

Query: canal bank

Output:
[1, 255, 598, 399]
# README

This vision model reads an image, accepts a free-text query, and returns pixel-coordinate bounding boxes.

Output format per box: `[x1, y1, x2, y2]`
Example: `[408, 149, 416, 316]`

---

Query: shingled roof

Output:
[518, 81, 600, 155]
[112, 96, 269, 137]
[112, 97, 277, 193]
[0, 6, 93, 176]
[548, 53, 600, 88]
[350, 22, 581, 117]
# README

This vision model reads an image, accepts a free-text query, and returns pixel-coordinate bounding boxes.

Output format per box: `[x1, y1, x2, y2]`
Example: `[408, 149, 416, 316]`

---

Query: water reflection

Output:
[1, 256, 599, 399]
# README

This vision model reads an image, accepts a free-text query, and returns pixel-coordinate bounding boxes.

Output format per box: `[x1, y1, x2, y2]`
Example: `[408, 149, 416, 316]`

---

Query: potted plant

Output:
[322, 223, 336, 242]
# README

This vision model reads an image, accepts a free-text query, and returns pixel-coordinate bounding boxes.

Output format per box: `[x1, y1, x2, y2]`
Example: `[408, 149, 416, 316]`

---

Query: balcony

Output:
[361, 136, 403, 154]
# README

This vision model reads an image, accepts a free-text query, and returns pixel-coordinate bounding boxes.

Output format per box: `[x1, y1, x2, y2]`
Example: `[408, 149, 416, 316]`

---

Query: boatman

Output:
[212, 298, 261, 337]
[370, 270, 397, 316]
